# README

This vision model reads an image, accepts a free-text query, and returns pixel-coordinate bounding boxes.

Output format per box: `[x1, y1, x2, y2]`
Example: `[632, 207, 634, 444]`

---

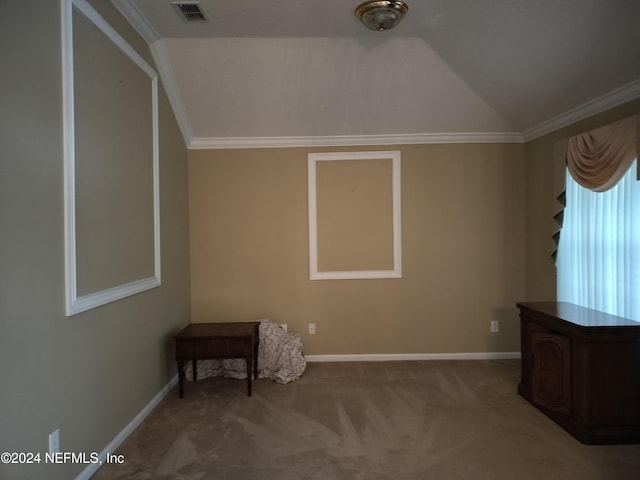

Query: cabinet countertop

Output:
[516, 302, 640, 328]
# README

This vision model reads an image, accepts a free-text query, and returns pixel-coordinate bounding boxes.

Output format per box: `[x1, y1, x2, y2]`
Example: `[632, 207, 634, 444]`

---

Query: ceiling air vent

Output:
[172, 1, 208, 22]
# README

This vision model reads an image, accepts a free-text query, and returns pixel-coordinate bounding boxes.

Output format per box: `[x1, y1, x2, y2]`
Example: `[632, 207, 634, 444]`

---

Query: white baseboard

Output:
[75, 374, 178, 480]
[305, 352, 521, 362]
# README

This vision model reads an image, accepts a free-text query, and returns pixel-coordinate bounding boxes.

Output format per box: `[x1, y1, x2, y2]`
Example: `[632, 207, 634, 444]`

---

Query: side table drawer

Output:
[176, 337, 253, 359]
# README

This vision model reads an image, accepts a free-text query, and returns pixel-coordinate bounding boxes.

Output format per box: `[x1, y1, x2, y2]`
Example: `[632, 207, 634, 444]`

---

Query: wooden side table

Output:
[174, 322, 260, 397]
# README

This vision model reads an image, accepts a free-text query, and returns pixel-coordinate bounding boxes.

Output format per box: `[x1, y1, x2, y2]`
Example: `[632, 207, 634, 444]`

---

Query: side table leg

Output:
[246, 357, 252, 397]
[192, 359, 198, 382]
[177, 360, 185, 398]
[253, 345, 259, 380]
[254, 331, 259, 379]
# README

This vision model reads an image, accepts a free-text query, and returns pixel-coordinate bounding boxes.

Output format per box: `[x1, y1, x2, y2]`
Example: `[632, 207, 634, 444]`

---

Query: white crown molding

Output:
[149, 40, 194, 146]
[110, 1, 193, 146]
[522, 79, 640, 142]
[110, 0, 159, 43]
[189, 132, 524, 149]
[306, 352, 521, 362]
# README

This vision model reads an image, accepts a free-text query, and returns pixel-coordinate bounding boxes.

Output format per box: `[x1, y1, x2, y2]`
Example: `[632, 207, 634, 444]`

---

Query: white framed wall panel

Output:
[62, 0, 160, 315]
[308, 151, 402, 280]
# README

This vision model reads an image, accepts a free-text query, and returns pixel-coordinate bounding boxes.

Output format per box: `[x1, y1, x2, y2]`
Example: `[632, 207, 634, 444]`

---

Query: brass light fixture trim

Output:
[355, 0, 409, 32]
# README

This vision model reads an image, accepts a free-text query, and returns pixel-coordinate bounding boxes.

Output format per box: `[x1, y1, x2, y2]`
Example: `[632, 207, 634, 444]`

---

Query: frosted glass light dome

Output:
[355, 1, 409, 32]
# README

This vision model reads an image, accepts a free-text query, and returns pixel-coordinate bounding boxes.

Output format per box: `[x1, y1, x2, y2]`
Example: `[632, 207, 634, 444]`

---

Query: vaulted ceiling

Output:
[112, 0, 640, 148]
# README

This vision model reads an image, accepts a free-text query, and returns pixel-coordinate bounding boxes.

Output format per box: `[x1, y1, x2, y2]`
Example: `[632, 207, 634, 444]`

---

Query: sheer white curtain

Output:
[557, 159, 640, 321]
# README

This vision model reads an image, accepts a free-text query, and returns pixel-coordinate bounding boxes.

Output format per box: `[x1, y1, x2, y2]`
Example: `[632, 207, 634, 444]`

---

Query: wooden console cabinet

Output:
[517, 302, 640, 444]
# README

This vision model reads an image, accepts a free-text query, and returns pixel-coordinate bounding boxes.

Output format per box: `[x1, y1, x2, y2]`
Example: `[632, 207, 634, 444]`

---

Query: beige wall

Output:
[315, 158, 395, 272]
[0, 2, 190, 479]
[1, 2, 637, 477]
[523, 99, 640, 301]
[189, 144, 526, 354]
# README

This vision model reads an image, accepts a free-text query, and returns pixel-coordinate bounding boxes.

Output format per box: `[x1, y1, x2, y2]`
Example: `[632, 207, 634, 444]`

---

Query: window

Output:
[557, 159, 640, 321]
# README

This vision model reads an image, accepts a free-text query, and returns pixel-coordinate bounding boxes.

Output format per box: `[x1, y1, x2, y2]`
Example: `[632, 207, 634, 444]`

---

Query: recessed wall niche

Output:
[62, 0, 160, 315]
[308, 151, 402, 280]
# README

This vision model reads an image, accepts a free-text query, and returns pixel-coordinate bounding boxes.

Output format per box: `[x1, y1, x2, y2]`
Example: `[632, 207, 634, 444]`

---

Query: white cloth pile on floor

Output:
[184, 318, 306, 384]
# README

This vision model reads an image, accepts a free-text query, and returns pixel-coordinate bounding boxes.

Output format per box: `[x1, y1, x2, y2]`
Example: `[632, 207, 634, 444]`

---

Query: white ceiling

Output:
[112, 0, 640, 147]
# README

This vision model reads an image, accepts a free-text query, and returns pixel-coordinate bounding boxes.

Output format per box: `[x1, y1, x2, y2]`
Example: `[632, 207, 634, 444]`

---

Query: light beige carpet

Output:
[91, 360, 639, 479]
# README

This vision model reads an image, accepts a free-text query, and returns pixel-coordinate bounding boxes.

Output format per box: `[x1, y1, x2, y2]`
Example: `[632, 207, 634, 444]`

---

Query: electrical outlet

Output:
[281, 323, 288, 333]
[308, 323, 316, 334]
[490, 320, 499, 333]
[49, 429, 60, 455]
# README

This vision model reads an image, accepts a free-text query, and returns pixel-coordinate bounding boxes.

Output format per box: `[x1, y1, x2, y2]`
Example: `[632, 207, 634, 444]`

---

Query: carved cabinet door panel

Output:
[531, 330, 572, 415]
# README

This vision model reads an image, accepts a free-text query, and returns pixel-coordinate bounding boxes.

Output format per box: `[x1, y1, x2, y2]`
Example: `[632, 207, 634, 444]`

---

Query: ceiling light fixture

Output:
[355, 0, 409, 32]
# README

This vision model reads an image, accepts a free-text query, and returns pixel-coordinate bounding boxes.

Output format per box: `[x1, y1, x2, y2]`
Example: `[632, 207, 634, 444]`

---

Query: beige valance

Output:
[566, 115, 639, 192]
[551, 114, 640, 262]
